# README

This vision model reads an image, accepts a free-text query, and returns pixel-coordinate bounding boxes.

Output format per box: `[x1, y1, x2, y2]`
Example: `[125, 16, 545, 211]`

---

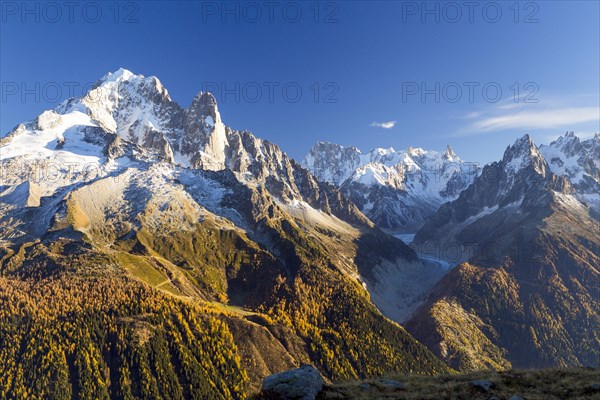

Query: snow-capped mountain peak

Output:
[303, 142, 362, 186]
[0, 70, 225, 195]
[413, 132, 598, 243]
[1, 70, 368, 225]
[99, 67, 136, 83]
[540, 131, 600, 208]
[502, 133, 547, 176]
[406, 146, 426, 158]
[80, 69, 176, 142]
[443, 145, 459, 162]
[502, 133, 536, 161]
[3, 69, 235, 172]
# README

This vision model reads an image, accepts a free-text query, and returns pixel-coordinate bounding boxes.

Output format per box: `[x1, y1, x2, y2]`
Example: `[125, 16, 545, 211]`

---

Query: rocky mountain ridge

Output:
[407, 133, 599, 371]
[0, 69, 449, 398]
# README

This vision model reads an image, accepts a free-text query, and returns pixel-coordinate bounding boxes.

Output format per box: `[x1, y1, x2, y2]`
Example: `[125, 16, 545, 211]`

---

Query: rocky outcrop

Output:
[182, 92, 228, 170]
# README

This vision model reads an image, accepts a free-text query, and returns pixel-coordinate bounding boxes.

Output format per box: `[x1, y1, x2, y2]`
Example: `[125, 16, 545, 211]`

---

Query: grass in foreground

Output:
[318, 368, 600, 400]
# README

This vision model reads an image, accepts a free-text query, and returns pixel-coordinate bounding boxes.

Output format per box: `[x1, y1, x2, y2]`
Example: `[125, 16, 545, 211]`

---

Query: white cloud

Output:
[455, 100, 599, 136]
[463, 111, 482, 119]
[370, 121, 396, 129]
[469, 107, 598, 132]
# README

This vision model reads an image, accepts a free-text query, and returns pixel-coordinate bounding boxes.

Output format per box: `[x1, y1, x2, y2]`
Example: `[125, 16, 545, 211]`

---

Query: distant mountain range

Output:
[303, 142, 480, 232]
[1, 69, 598, 398]
[304, 132, 599, 371]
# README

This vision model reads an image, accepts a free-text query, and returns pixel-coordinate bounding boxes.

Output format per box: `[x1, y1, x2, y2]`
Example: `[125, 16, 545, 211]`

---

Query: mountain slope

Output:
[0, 69, 450, 398]
[303, 142, 480, 232]
[407, 134, 600, 371]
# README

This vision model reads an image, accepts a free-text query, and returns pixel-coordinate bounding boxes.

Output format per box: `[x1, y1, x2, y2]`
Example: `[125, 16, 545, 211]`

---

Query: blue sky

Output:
[1, 0, 599, 163]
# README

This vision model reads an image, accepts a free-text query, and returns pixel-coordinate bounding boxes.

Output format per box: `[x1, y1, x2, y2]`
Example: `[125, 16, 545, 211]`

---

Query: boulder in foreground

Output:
[261, 365, 325, 400]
